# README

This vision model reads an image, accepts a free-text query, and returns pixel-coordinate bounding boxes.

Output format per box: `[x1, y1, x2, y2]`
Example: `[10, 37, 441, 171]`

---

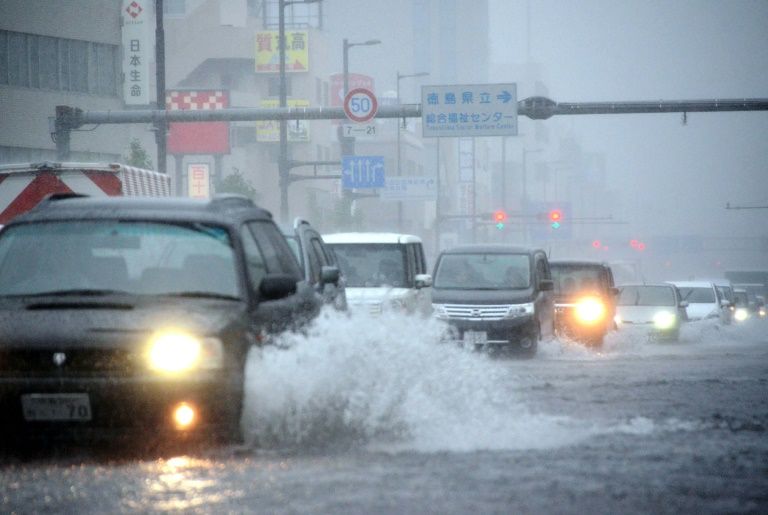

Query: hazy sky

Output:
[488, 0, 768, 248]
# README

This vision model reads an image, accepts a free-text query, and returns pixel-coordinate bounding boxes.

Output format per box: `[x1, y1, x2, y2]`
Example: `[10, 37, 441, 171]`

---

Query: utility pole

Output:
[154, 0, 167, 174]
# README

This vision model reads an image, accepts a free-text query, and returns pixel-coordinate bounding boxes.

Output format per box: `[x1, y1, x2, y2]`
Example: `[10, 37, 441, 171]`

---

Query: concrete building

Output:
[0, 0, 130, 164]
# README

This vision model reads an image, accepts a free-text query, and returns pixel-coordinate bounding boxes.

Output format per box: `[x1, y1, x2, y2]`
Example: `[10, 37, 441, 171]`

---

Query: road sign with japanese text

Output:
[341, 156, 384, 189]
[421, 83, 517, 137]
[380, 176, 436, 201]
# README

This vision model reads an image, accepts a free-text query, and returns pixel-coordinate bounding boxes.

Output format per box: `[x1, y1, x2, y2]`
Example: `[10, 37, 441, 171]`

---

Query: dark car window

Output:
[246, 221, 301, 278]
[0, 221, 241, 298]
[240, 225, 269, 290]
[434, 253, 531, 289]
[677, 287, 716, 303]
[618, 286, 676, 306]
[330, 243, 408, 288]
[306, 239, 323, 283]
[551, 265, 605, 296]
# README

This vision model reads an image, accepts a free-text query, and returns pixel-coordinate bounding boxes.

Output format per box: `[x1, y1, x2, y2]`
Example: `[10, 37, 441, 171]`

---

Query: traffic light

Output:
[549, 209, 562, 229]
[493, 209, 508, 230]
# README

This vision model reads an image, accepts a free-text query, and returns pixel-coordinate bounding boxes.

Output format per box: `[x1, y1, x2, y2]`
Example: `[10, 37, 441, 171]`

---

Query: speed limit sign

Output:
[343, 87, 378, 123]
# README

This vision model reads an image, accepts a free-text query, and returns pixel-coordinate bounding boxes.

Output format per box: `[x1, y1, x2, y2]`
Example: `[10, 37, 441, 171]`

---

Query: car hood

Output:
[616, 305, 676, 323]
[345, 287, 412, 304]
[0, 297, 247, 349]
[431, 287, 535, 305]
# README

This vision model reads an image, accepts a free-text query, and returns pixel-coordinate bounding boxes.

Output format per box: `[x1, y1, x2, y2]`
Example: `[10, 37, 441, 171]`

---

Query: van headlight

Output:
[653, 311, 677, 330]
[147, 330, 223, 373]
[506, 302, 535, 318]
[733, 308, 749, 322]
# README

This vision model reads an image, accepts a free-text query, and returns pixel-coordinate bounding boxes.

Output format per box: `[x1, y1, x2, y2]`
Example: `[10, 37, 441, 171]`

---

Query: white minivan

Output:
[668, 280, 725, 321]
[322, 232, 432, 316]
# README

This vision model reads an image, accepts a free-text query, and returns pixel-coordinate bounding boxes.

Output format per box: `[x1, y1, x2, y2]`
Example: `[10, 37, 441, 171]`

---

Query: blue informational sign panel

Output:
[341, 155, 385, 189]
[421, 83, 517, 138]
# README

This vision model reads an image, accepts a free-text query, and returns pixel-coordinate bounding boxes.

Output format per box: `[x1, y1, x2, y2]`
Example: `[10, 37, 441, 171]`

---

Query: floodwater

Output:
[2, 311, 767, 513]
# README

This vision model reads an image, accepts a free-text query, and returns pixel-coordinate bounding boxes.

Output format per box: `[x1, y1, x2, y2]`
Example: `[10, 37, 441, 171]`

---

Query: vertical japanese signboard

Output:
[254, 31, 309, 73]
[121, 0, 150, 105]
[188, 163, 211, 199]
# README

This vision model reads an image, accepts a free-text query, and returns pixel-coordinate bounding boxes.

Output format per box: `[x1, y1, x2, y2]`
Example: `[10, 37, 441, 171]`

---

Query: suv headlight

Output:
[432, 303, 449, 319]
[147, 330, 223, 373]
[506, 302, 535, 318]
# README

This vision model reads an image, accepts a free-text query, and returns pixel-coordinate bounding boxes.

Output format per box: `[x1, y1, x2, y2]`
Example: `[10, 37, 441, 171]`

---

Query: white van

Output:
[322, 232, 432, 316]
[668, 280, 725, 321]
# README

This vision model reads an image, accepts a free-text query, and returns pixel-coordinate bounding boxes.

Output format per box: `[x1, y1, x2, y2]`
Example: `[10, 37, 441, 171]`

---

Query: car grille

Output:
[441, 304, 513, 321]
[350, 301, 383, 316]
[0, 348, 140, 377]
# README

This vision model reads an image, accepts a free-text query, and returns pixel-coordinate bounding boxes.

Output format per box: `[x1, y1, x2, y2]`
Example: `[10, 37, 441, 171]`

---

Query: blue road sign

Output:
[421, 83, 517, 138]
[342, 155, 385, 189]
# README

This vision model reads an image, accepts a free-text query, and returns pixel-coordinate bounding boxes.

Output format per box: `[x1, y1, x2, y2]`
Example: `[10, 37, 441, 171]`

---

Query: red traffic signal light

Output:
[592, 240, 602, 249]
[549, 209, 562, 222]
[493, 209, 508, 229]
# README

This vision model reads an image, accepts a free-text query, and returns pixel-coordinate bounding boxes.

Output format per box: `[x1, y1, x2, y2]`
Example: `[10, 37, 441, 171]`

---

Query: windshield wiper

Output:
[161, 291, 241, 301]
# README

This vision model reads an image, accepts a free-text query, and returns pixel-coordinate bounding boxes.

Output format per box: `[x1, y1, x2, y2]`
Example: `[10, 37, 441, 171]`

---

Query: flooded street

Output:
[2, 313, 766, 514]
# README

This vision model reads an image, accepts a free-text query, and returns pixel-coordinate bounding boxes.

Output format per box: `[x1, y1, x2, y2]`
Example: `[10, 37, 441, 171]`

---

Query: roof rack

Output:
[42, 192, 90, 203]
[209, 194, 255, 209]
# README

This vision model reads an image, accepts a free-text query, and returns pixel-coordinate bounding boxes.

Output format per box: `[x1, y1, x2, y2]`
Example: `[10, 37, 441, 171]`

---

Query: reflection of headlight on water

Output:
[147, 330, 223, 373]
[575, 297, 606, 325]
[653, 311, 677, 330]
[734, 308, 749, 322]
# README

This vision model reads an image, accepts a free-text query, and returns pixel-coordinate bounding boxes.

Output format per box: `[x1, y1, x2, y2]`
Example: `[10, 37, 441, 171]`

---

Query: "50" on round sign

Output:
[343, 88, 378, 123]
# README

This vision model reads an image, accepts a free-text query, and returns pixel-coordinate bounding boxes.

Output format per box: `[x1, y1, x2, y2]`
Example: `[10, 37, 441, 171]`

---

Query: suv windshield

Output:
[434, 253, 530, 289]
[0, 221, 241, 298]
[551, 265, 604, 296]
[677, 287, 716, 303]
[329, 243, 407, 287]
[618, 286, 676, 307]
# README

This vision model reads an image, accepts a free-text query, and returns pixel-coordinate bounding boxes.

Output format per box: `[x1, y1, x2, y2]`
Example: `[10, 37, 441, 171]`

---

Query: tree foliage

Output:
[124, 138, 153, 169]
[215, 170, 260, 201]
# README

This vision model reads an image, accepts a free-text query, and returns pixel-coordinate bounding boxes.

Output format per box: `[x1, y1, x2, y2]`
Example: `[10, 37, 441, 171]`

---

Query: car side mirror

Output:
[720, 299, 731, 308]
[539, 279, 554, 291]
[680, 300, 689, 308]
[320, 265, 341, 285]
[259, 273, 297, 300]
[610, 287, 620, 296]
[415, 273, 432, 289]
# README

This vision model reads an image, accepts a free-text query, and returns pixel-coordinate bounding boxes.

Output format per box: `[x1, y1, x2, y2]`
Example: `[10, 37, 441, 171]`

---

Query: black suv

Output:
[430, 245, 555, 357]
[549, 260, 618, 347]
[0, 195, 320, 445]
[282, 218, 347, 311]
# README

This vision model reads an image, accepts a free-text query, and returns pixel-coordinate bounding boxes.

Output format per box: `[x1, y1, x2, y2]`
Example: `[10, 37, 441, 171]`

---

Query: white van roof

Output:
[667, 280, 716, 288]
[323, 232, 422, 244]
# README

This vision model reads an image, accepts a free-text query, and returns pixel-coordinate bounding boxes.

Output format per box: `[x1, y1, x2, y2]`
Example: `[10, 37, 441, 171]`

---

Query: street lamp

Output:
[395, 71, 429, 231]
[343, 39, 381, 97]
[278, 0, 321, 222]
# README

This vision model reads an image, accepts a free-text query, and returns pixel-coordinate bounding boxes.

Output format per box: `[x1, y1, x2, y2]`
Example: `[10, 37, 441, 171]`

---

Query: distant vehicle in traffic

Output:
[712, 278, 736, 324]
[615, 283, 688, 341]
[668, 281, 726, 322]
[430, 245, 555, 357]
[322, 232, 432, 316]
[550, 260, 619, 347]
[282, 218, 347, 311]
[0, 195, 320, 446]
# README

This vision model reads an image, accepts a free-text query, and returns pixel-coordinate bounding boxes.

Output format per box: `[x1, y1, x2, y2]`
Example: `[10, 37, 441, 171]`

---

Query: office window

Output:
[0, 30, 118, 96]
[262, 0, 322, 28]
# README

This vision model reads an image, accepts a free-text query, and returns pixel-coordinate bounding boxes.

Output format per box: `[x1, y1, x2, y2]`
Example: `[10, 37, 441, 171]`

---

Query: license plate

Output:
[21, 393, 92, 421]
[463, 331, 488, 345]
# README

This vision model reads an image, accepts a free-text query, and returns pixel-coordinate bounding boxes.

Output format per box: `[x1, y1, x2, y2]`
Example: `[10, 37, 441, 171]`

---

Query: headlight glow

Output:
[734, 308, 749, 322]
[653, 311, 677, 330]
[614, 314, 623, 326]
[506, 302, 535, 318]
[147, 330, 223, 373]
[759, 307, 766, 318]
[574, 297, 606, 325]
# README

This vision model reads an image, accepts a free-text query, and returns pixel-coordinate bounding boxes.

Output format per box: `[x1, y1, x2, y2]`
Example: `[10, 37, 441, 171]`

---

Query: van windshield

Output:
[434, 253, 530, 290]
[328, 243, 407, 287]
[677, 287, 716, 303]
[551, 264, 604, 296]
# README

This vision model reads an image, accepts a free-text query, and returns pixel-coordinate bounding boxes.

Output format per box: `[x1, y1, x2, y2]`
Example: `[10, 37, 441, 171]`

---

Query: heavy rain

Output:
[0, 0, 766, 513]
